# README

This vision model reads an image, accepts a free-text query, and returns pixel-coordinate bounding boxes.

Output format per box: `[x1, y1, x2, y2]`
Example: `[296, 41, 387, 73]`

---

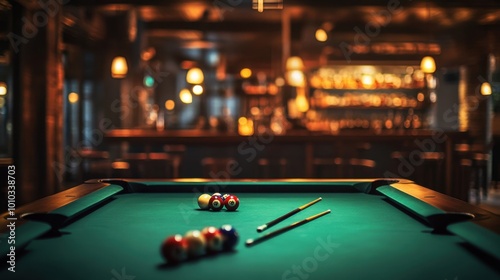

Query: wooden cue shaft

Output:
[247, 209, 331, 247]
[256, 197, 322, 232]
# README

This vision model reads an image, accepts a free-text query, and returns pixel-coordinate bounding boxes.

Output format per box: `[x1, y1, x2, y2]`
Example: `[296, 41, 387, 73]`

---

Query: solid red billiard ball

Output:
[198, 194, 212, 210]
[201, 226, 224, 253]
[161, 234, 188, 263]
[209, 195, 224, 211]
[219, 224, 239, 250]
[224, 195, 239, 211]
[184, 230, 206, 258]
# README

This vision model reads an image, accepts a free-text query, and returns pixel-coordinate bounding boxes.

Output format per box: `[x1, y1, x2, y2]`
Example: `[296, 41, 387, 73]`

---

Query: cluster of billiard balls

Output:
[161, 225, 239, 264]
[198, 192, 240, 211]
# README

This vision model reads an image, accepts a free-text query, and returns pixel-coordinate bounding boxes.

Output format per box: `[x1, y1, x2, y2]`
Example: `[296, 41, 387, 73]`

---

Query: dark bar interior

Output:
[1, 1, 500, 278]
[1, 0, 500, 205]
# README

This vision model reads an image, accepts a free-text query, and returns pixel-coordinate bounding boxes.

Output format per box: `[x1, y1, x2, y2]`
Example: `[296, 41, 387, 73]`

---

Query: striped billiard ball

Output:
[219, 224, 239, 250]
[184, 230, 206, 258]
[224, 195, 239, 211]
[209, 195, 224, 211]
[201, 226, 224, 253]
[161, 234, 188, 263]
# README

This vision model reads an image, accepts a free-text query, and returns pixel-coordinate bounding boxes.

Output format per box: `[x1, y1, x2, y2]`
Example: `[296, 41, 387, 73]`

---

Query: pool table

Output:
[1, 178, 500, 280]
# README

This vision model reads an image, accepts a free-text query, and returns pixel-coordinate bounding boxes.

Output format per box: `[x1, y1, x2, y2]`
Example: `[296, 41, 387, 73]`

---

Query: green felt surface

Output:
[1, 189, 499, 280]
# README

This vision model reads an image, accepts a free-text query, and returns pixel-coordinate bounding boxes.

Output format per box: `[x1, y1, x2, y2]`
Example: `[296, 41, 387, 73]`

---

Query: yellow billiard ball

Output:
[197, 194, 212, 210]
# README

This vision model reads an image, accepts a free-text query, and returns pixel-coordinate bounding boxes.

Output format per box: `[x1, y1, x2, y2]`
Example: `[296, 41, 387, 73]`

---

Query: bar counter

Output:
[101, 128, 470, 200]
[104, 128, 466, 144]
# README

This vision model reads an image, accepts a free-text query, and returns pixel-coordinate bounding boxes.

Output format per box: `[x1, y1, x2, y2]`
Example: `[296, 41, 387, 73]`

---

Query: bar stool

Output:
[122, 153, 149, 177]
[312, 157, 345, 178]
[414, 152, 445, 193]
[389, 151, 416, 181]
[471, 152, 490, 203]
[201, 157, 237, 179]
[346, 158, 377, 178]
[163, 145, 186, 178]
[257, 158, 287, 178]
[77, 148, 111, 180]
[453, 144, 473, 201]
[146, 153, 177, 178]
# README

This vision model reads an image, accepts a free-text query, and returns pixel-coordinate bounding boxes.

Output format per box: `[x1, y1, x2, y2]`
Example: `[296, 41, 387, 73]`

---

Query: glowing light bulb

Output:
[420, 56, 436, 74]
[111, 56, 128, 78]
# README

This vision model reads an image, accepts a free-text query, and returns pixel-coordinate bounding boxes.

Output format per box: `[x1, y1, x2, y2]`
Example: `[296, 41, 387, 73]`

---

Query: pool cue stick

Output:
[256, 197, 322, 232]
[246, 209, 331, 247]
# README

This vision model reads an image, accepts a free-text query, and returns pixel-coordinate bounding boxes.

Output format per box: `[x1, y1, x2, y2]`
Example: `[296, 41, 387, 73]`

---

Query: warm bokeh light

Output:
[111, 56, 128, 78]
[238, 117, 254, 135]
[240, 68, 252, 78]
[192, 85, 204, 95]
[186, 67, 204, 84]
[111, 161, 130, 170]
[287, 70, 306, 87]
[296, 87, 309, 112]
[323, 21, 334, 31]
[315, 28, 328, 42]
[238, 116, 248, 125]
[268, 83, 279, 95]
[179, 89, 193, 104]
[0, 97, 5, 108]
[275, 77, 285, 87]
[417, 92, 425, 102]
[250, 107, 261, 116]
[0, 82, 6, 96]
[141, 47, 156, 61]
[420, 56, 436, 74]
[286, 56, 304, 71]
[165, 99, 175, 110]
[481, 82, 492, 96]
[68, 92, 79, 103]
[361, 75, 375, 88]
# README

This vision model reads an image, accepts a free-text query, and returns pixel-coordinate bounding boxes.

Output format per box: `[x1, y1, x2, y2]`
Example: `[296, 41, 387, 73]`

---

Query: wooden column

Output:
[45, 8, 64, 194]
[11, 3, 64, 204]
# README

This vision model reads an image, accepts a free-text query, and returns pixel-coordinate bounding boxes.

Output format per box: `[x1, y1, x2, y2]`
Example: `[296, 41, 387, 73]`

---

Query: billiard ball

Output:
[201, 226, 223, 253]
[212, 192, 222, 197]
[224, 195, 239, 211]
[222, 193, 230, 201]
[219, 225, 239, 250]
[209, 195, 224, 211]
[197, 194, 212, 210]
[161, 234, 188, 263]
[184, 230, 206, 258]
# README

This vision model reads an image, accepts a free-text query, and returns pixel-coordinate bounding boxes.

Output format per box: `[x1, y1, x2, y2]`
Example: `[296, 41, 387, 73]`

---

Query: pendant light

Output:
[481, 82, 492, 96]
[111, 56, 128, 78]
[420, 1, 436, 74]
[420, 56, 436, 74]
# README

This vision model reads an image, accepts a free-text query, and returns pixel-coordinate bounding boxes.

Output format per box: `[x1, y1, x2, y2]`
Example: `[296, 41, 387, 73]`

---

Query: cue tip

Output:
[245, 239, 255, 247]
[256, 225, 267, 232]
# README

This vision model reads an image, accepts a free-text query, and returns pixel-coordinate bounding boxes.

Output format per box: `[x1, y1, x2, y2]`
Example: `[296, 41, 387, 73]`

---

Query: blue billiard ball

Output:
[219, 224, 239, 250]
